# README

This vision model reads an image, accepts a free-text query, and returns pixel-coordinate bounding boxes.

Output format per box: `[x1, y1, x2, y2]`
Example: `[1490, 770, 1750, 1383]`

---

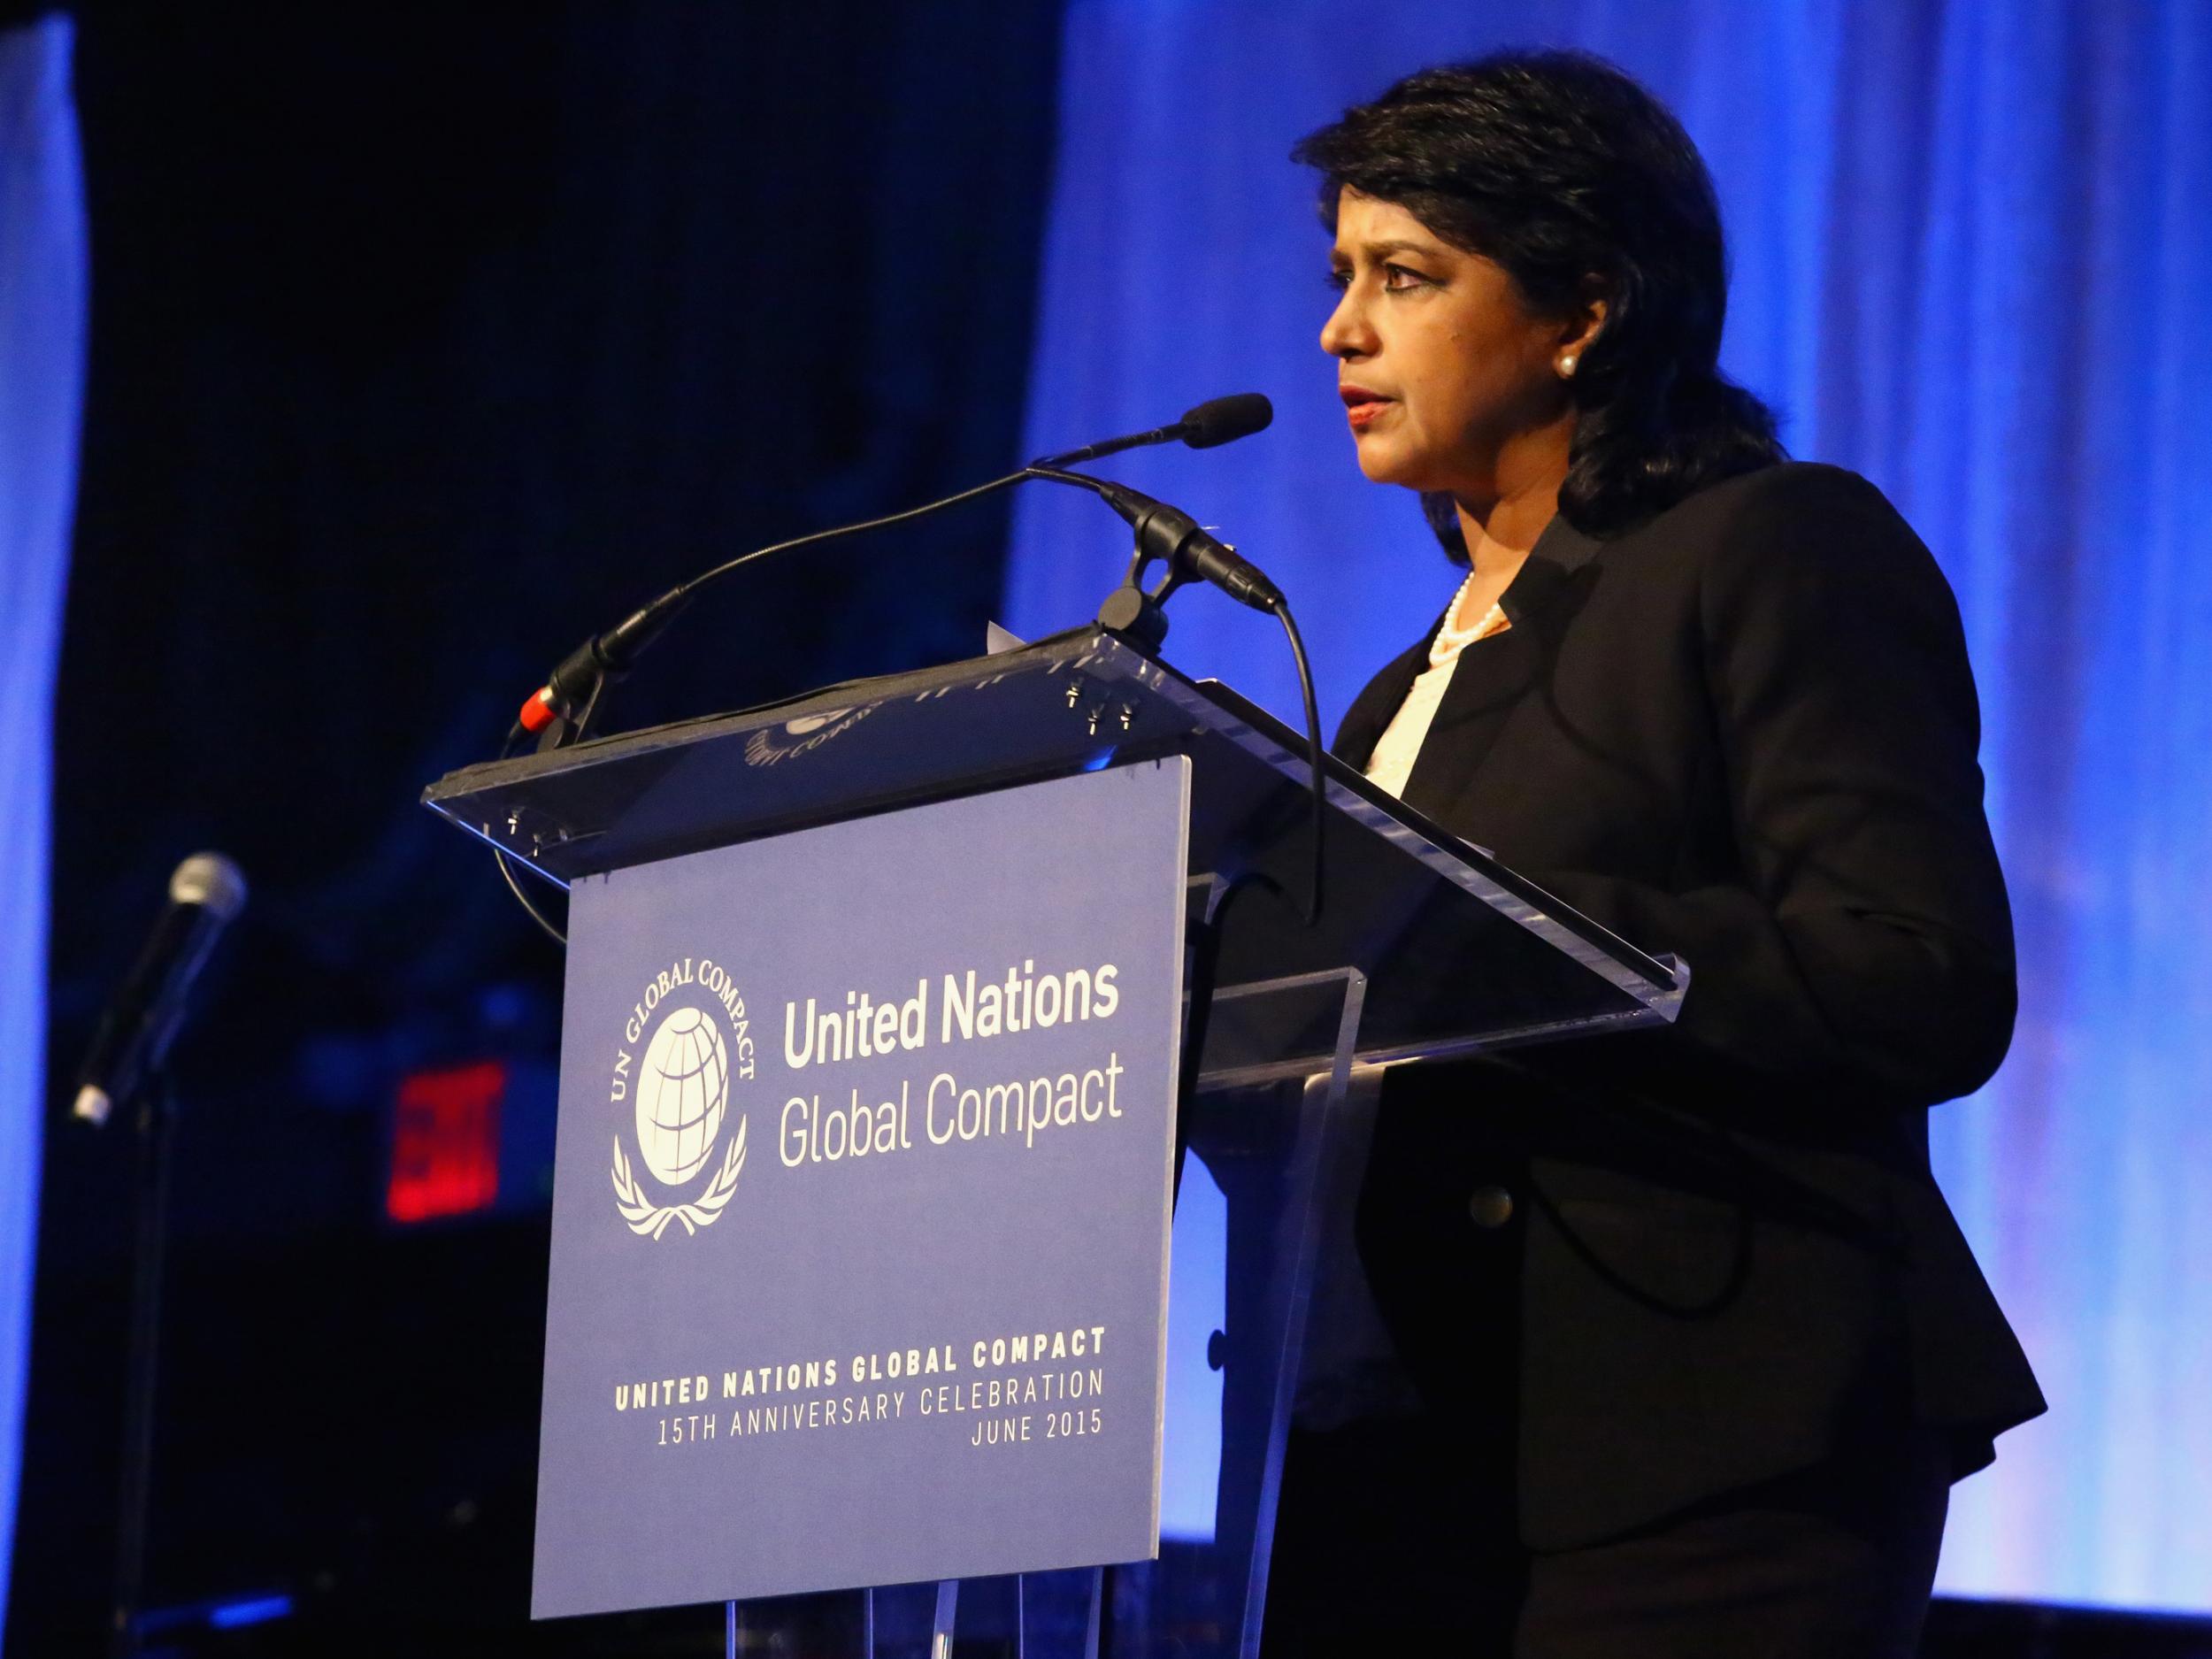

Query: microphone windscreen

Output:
[1179, 393, 1273, 450]
[170, 851, 249, 919]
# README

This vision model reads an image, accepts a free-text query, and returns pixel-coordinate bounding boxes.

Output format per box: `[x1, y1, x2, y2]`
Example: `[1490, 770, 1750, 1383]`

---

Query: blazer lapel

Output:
[1332, 626, 1437, 770]
[1398, 514, 1606, 822]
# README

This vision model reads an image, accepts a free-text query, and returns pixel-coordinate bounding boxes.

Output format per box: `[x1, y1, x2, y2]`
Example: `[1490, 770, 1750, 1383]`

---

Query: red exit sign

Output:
[387, 1061, 504, 1223]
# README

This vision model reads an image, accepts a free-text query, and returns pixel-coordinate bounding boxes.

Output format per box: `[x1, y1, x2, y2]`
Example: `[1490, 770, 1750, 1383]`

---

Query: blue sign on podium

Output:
[531, 758, 1190, 1617]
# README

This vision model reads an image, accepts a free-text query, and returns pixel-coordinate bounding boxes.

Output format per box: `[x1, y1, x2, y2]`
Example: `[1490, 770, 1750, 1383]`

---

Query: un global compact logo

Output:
[611, 992, 751, 1242]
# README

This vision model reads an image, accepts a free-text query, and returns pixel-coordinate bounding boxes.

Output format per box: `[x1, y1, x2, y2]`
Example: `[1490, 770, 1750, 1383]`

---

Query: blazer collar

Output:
[1335, 512, 1606, 776]
[1390, 509, 1607, 670]
[1389, 511, 1604, 818]
[1497, 511, 1605, 631]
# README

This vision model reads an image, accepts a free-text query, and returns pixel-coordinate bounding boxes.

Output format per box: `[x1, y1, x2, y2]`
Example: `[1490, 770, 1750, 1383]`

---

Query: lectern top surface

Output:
[423, 627, 1684, 1070]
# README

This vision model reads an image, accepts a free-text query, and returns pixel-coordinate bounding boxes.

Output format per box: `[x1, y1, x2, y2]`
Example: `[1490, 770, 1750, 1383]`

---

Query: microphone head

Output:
[1178, 393, 1272, 450]
[170, 851, 249, 919]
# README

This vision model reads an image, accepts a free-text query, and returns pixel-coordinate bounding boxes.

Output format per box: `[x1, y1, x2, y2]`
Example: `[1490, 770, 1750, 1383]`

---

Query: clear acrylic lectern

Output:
[422, 625, 1684, 1658]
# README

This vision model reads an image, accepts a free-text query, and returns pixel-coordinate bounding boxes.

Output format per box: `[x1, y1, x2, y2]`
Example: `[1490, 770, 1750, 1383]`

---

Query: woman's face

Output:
[1320, 189, 1577, 500]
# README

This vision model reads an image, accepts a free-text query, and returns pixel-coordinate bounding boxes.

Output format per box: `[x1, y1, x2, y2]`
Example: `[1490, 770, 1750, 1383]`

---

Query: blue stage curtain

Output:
[1006, 0, 2212, 1614]
[0, 12, 85, 1630]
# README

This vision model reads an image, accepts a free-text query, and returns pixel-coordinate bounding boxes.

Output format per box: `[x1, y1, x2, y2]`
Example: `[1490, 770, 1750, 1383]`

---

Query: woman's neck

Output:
[1449, 450, 1567, 626]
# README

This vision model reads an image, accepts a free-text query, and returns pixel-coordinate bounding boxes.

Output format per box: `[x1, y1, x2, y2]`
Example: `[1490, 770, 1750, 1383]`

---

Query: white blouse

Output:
[1363, 572, 1511, 799]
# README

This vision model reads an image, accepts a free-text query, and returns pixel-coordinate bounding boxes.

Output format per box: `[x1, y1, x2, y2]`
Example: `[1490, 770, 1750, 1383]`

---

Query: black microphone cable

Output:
[493, 719, 572, 947]
[1270, 596, 1326, 926]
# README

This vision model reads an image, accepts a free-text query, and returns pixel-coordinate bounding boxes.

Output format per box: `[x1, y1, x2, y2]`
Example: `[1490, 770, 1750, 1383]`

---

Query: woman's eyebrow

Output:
[1348, 238, 1440, 262]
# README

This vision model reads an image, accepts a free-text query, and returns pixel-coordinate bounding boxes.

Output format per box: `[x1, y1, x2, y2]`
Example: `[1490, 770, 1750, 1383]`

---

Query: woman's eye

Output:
[1381, 264, 1431, 291]
[1325, 267, 1353, 291]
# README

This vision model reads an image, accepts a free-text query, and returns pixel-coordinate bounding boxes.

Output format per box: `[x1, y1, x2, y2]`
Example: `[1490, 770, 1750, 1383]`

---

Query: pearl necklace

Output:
[1428, 571, 1509, 668]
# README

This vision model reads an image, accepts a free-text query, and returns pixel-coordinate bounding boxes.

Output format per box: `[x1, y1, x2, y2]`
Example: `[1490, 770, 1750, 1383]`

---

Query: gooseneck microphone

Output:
[514, 394, 1279, 737]
[498, 387, 1325, 935]
[71, 852, 248, 1125]
[1031, 392, 1274, 468]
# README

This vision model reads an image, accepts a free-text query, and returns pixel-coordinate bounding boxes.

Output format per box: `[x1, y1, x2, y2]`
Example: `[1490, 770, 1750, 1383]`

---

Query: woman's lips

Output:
[1340, 385, 1391, 430]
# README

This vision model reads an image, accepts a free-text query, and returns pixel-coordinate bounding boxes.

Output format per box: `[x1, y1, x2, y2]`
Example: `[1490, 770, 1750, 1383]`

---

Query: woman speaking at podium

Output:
[1270, 52, 2045, 1655]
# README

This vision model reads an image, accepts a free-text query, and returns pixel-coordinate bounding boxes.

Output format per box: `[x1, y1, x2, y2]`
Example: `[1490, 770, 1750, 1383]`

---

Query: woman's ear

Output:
[1555, 281, 1609, 380]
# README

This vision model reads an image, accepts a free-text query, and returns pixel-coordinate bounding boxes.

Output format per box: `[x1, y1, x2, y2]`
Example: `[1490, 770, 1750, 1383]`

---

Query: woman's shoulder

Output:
[1642, 459, 1907, 543]
[1623, 461, 1941, 592]
[1617, 461, 1962, 646]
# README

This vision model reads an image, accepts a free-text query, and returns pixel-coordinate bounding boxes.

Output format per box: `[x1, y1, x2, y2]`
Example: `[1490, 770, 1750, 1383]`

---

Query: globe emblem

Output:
[634, 1006, 730, 1187]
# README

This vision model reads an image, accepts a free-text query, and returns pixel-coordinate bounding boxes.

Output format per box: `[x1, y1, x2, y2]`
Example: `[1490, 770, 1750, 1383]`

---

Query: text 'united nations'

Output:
[782, 959, 1121, 1071]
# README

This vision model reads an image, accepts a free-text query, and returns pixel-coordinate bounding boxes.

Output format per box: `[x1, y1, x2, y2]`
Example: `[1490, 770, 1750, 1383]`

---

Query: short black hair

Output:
[1293, 50, 1782, 547]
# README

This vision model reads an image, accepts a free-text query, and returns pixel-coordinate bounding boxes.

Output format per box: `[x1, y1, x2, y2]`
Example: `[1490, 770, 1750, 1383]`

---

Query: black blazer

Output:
[1334, 462, 2045, 1549]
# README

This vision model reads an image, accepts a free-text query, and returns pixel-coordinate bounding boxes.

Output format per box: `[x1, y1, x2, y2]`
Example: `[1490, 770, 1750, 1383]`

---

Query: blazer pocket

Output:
[1542, 1189, 1753, 1318]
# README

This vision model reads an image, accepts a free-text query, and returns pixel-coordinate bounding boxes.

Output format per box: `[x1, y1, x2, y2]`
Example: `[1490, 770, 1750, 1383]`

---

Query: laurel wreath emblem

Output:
[611, 1115, 748, 1240]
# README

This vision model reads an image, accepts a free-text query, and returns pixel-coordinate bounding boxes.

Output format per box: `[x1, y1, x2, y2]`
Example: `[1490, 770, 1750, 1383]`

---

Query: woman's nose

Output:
[1319, 290, 1372, 361]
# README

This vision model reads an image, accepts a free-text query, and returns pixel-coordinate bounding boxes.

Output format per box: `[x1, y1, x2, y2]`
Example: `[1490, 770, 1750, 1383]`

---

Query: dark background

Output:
[16, 5, 1061, 1651]
[15, 6, 2212, 1657]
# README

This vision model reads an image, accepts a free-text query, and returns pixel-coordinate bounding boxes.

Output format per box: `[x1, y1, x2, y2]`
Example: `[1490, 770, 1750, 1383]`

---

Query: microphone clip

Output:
[1094, 496, 1217, 647]
[1093, 490, 1280, 649]
[1095, 547, 1184, 649]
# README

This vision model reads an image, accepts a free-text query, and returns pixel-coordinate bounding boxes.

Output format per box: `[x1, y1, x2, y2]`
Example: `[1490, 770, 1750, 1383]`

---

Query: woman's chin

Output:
[1352, 441, 1434, 489]
[1351, 438, 1416, 485]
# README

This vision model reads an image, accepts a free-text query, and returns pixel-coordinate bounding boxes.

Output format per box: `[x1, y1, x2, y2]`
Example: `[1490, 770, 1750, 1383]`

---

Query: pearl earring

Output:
[1560, 355, 1579, 378]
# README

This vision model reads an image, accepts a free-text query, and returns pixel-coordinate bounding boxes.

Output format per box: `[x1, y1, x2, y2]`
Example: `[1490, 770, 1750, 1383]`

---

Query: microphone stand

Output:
[108, 1073, 178, 1658]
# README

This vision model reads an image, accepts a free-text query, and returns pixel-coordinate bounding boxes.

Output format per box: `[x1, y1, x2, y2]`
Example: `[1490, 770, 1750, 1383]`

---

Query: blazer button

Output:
[1467, 1185, 1515, 1230]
